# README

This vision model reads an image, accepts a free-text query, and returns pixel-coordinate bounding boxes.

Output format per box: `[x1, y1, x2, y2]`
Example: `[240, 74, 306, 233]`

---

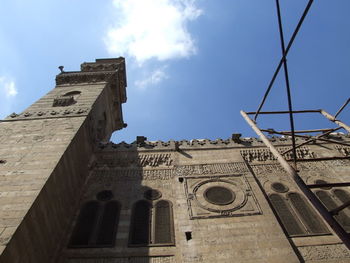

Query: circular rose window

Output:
[203, 186, 235, 205]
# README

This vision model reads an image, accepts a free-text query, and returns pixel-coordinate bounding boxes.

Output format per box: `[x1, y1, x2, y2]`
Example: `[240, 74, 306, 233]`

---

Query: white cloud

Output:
[0, 76, 18, 119]
[135, 67, 169, 89]
[105, 0, 202, 64]
[0, 77, 17, 98]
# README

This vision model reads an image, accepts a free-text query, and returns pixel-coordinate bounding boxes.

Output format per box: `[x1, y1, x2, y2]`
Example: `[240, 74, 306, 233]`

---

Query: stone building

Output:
[0, 58, 349, 263]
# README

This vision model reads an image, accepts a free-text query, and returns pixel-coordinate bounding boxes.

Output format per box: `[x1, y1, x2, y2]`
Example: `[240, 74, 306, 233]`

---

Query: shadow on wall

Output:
[62, 137, 175, 263]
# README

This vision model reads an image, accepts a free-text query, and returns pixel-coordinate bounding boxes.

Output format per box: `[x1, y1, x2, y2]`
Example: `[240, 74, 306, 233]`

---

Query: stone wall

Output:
[61, 135, 350, 263]
[0, 58, 127, 263]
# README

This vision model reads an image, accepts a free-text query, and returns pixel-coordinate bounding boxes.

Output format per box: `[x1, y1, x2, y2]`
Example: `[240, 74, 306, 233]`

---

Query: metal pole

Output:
[248, 109, 321, 115]
[280, 127, 343, 155]
[275, 0, 298, 167]
[334, 98, 350, 119]
[241, 110, 350, 249]
[261, 129, 350, 147]
[278, 128, 336, 134]
[254, 0, 314, 121]
[320, 110, 350, 133]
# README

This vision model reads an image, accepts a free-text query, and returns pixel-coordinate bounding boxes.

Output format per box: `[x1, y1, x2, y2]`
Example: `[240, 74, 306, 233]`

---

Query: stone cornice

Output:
[55, 71, 117, 85]
[3, 107, 90, 121]
[97, 134, 350, 152]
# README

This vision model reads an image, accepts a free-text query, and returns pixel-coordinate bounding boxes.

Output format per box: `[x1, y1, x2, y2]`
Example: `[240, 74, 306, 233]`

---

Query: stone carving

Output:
[67, 256, 175, 263]
[55, 71, 117, 85]
[335, 145, 350, 156]
[240, 146, 315, 162]
[52, 96, 75, 107]
[184, 175, 261, 219]
[81, 63, 119, 72]
[98, 153, 173, 167]
[88, 169, 175, 184]
[298, 244, 350, 261]
[6, 108, 90, 120]
[139, 153, 172, 167]
[175, 162, 248, 177]
[298, 160, 350, 171]
[250, 163, 286, 175]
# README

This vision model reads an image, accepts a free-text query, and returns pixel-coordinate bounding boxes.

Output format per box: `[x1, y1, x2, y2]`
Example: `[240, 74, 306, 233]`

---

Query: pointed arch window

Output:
[269, 183, 329, 237]
[69, 191, 121, 248]
[269, 194, 305, 236]
[288, 192, 329, 234]
[316, 189, 350, 232]
[130, 199, 174, 246]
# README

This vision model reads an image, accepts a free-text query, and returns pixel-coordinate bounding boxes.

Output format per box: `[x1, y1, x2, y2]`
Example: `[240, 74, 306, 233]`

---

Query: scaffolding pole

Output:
[241, 110, 350, 249]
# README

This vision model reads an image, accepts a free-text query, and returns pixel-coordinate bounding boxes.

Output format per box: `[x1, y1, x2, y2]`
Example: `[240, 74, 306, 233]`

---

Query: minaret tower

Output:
[0, 58, 127, 263]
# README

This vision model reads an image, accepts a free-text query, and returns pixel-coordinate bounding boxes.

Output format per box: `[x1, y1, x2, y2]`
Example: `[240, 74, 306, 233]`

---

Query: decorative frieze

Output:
[52, 96, 75, 107]
[6, 108, 90, 120]
[298, 244, 350, 261]
[240, 146, 315, 162]
[139, 153, 172, 167]
[89, 168, 175, 184]
[55, 71, 117, 85]
[67, 256, 175, 263]
[250, 161, 341, 175]
[175, 162, 248, 177]
[335, 145, 350, 156]
[81, 63, 119, 72]
[250, 163, 286, 175]
[97, 153, 173, 167]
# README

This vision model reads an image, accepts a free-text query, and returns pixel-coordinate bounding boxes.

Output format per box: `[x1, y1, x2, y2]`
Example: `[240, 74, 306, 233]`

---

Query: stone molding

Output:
[174, 162, 248, 177]
[335, 145, 350, 156]
[67, 256, 175, 263]
[240, 146, 315, 162]
[80, 63, 119, 72]
[249, 159, 350, 182]
[56, 71, 117, 85]
[96, 153, 173, 168]
[89, 169, 175, 184]
[5, 107, 90, 120]
[98, 134, 350, 151]
[298, 244, 350, 261]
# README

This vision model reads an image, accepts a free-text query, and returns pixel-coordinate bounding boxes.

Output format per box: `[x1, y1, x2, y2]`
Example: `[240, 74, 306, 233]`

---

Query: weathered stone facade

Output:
[0, 58, 350, 263]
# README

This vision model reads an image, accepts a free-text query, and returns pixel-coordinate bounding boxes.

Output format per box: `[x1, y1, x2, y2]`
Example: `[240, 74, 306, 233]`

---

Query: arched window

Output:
[96, 201, 121, 246]
[130, 199, 174, 246]
[288, 193, 328, 234]
[317, 189, 350, 232]
[154, 200, 174, 244]
[69, 201, 99, 246]
[268, 182, 329, 237]
[69, 192, 121, 248]
[269, 194, 305, 236]
[130, 200, 151, 245]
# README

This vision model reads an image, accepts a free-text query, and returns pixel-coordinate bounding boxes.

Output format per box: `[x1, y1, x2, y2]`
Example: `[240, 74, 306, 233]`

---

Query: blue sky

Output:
[0, 0, 349, 143]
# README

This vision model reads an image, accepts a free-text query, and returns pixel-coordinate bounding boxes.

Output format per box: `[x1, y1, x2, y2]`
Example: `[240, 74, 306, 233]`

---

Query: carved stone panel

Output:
[97, 153, 173, 168]
[184, 174, 261, 219]
[88, 168, 175, 185]
[298, 244, 350, 261]
[241, 146, 315, 162]
[335, 145, 350, 157]
[174, 162, 248, 177]
[67, 256, 176, 263]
